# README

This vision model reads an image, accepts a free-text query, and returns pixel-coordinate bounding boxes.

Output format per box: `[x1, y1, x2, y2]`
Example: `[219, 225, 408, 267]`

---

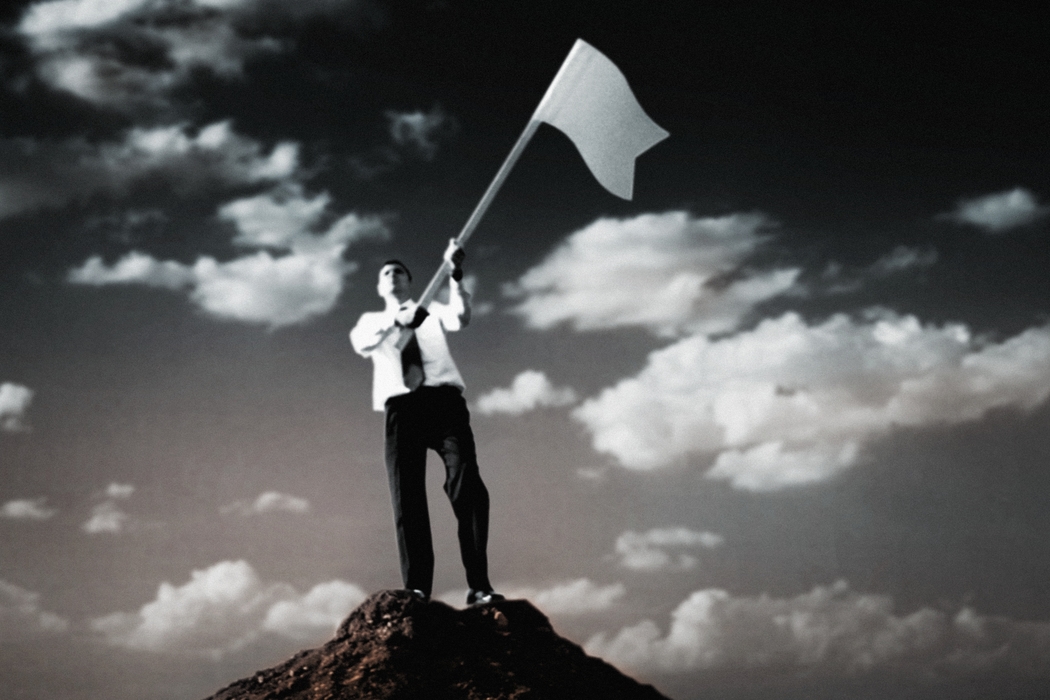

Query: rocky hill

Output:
[203, 589, 670, 700]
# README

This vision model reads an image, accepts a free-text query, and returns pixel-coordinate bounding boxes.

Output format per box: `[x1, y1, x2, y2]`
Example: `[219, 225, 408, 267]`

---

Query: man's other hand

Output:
[444, 239, 465, 281]
[395, 302, 429, 329]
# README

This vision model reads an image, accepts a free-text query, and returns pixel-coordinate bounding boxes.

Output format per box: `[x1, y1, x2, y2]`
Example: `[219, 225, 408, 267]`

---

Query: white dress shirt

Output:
[350, 294, 469, 411]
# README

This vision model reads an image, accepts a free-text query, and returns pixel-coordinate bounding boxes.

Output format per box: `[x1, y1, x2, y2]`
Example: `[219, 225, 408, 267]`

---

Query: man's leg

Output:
[384, 394, 434, 596]
[432, 388, 493, 593]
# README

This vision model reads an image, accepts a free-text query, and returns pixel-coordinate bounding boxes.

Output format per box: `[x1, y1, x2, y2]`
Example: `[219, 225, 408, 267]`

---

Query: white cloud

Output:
[92, 560, 366, 656]
[573, 311, 1050, 489]
[0, 382, 34, 432]
[586, 581, 1050, 677]
[67, 251, 196, 289]
[0, 122, 297, 220]
[0, 580, 69, 640]
[505, 212, 799, 338]
[438, 579, 625, 616]
[221, 490, 311, 516]
[503, 579, 626, 616]
[821, 245, 940, 295]
[82, 482, 137, 533]
[187, 247, 355, 327]
[92, 560, 289, 656]
[868, 245, 938, 274]
[386, 105, 456, 161]
[16, 0, 370, 112]
[938, 187, 1049, 233]
[219, 188, 331, 249]
[707, 441, 860, 492]
[614, 528, 724, 571]
[1, 498, 57, 520]
[262, 580, 367, 642]
[69, 185, 388, 328]
[474, 370, 578, 416]
[104, 482, 135, 499]
[98, 121, 299, 184]
[82, 500, 130, 534]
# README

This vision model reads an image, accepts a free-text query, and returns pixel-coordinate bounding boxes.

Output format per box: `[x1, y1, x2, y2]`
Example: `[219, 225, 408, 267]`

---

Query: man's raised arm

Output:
[442, 240, 471, 330]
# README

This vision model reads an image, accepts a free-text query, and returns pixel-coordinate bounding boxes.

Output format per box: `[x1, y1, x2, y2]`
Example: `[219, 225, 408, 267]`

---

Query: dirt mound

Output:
[203, 589, 670, 699]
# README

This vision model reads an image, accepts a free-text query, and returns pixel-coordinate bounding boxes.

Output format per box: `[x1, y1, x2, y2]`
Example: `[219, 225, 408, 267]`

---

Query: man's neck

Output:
[383, 293, 411, 311]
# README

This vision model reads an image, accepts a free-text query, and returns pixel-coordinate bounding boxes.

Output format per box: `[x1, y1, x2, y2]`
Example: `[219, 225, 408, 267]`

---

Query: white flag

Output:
[533, 39, 669, 200]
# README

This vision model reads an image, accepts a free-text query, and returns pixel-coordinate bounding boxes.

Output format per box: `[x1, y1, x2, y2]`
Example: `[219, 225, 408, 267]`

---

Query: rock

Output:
[203, 589, 670, 700]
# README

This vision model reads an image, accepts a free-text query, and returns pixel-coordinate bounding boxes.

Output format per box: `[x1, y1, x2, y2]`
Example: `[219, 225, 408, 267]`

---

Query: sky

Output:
[1, 2, 1049, 699]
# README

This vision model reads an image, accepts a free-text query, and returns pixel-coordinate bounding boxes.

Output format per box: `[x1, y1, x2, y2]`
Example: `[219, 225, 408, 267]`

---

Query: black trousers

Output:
[384, 385, 492, 596]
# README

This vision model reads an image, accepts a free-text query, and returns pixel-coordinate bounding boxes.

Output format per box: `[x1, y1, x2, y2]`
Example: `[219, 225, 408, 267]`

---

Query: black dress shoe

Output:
[466, 589, 505, 606]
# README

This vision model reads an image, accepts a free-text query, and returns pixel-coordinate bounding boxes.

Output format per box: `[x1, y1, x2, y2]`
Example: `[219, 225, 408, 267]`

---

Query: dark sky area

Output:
[1, 2, 1049, 699]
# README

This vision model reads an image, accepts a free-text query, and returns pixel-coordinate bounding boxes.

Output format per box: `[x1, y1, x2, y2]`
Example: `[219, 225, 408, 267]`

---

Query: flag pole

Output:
[413, 117, 541, 311]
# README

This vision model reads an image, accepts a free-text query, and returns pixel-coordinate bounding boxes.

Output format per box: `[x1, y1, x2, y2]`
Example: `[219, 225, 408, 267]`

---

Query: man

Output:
[350, 240, 503, 606]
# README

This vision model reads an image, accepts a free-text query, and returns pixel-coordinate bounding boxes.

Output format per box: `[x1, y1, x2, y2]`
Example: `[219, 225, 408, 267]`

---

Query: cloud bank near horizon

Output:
[588, 580, 1050, 678]
[92, 560, 367, 657]
[500, 579, 627, 616]
[437, 578, 626, 617]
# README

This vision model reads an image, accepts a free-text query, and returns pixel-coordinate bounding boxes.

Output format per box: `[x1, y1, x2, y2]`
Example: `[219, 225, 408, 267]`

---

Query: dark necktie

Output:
[401, 331, 425, 390]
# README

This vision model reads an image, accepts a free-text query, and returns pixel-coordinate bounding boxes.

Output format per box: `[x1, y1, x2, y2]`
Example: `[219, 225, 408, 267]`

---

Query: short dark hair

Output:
[380, 259, 411, 281]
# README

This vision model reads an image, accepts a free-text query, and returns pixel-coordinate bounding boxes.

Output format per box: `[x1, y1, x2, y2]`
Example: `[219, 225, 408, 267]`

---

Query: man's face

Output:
[377, 263, 411, 299]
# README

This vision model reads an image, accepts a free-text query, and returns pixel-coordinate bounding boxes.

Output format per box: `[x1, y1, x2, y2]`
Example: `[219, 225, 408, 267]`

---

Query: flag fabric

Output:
[533, 39, 669, 200]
